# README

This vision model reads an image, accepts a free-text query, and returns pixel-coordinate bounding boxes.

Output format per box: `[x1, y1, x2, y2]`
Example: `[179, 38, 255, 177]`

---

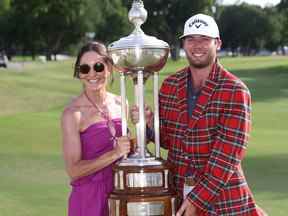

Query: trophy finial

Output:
[128, 0, 147, 34]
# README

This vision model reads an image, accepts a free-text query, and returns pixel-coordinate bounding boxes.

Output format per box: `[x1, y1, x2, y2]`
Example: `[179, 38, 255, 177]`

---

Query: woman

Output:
[61, 41, 131, 216]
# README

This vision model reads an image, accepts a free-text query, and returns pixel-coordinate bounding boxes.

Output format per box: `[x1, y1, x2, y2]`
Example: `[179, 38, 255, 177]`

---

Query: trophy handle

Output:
[137, 70, 146, 158]
[154, 72, 160, 158]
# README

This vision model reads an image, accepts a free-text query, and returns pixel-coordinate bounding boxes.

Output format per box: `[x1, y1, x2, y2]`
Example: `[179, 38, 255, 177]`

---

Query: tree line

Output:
[0, 0, 287, 61]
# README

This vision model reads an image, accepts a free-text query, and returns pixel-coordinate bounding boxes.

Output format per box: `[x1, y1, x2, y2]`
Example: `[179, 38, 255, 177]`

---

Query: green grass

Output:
[0, 55, 288, 215]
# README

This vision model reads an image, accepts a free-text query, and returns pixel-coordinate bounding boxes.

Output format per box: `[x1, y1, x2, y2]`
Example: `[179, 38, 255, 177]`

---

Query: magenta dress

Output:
[68, 118, 122, 216]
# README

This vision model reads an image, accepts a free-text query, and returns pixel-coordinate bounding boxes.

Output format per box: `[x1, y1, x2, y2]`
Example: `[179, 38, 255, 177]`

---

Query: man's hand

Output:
[176, 198, 197, 216]
[129, 104, 153, 127]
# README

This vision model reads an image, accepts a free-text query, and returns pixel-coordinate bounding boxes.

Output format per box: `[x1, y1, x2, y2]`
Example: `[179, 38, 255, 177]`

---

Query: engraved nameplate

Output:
[127, 201, 164, 216]
[126, 172, 162, 187]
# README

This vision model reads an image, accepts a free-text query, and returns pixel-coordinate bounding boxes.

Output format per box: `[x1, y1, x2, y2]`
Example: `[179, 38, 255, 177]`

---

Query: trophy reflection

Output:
[108, 1, 177, 215]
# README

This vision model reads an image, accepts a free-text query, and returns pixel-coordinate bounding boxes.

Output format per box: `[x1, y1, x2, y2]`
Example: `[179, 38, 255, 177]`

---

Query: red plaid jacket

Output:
[159, 63, 266, 215]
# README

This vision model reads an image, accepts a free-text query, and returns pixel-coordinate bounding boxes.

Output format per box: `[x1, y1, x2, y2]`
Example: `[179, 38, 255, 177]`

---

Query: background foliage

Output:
[0, 0, 288, 60]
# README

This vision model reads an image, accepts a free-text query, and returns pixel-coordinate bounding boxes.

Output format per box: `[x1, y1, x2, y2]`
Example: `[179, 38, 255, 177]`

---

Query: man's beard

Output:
[187, 52, 215, 69]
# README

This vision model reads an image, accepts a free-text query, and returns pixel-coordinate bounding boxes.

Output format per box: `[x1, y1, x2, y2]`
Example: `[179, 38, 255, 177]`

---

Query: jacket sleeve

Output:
[187, 83, 252, 212]
[159, 76, 178, 149]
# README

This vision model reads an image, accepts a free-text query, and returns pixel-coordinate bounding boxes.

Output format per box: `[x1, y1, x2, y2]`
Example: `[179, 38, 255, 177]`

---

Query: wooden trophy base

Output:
[109, 191, 176, 216]
[109, 158, 177, 216]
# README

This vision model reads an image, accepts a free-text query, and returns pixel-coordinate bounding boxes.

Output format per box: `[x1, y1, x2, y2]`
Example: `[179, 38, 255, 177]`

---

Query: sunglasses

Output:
[79, 62, 105, 74]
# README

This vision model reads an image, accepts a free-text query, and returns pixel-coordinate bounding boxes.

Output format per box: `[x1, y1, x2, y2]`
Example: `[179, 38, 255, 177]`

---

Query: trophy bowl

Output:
[108, 34, 169, 73]
[108, 0, 169, 74]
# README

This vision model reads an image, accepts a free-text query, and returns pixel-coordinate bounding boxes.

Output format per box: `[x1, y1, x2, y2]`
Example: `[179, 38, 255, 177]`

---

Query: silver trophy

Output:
[108, 1, 176, 215]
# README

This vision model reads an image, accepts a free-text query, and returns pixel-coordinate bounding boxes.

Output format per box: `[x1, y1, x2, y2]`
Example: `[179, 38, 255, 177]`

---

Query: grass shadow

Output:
[244, 154, 288, 196]
[233, 66, 288, 102]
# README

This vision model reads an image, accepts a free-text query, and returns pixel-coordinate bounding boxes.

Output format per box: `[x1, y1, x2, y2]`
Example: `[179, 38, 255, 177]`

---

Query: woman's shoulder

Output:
[61, 96, 83, 125]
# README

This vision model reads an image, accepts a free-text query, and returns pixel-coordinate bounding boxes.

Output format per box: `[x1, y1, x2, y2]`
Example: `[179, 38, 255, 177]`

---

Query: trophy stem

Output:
[137, 70, 146, 158]
[134, 84, 141, 155]
[154, 72, 160, 158]
[120, 73, 127, 136]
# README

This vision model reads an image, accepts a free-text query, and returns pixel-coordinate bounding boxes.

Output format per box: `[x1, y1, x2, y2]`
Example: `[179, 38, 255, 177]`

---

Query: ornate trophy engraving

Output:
[108, 1, 177, 215]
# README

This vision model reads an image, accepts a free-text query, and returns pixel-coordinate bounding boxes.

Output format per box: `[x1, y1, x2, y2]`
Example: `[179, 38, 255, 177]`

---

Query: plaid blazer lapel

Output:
[176, 67, 189, 128]
[188, 63, 220, 129]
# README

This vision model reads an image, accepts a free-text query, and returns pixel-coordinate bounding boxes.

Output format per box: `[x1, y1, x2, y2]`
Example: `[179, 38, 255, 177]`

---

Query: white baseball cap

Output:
[179, 13, 220, 39]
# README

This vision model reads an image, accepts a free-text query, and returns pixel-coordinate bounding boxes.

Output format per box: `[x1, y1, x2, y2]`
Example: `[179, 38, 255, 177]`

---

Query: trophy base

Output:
[117, 157, 162, 166]
[109, 192, 176, 216]
[109, 158, 177, 216]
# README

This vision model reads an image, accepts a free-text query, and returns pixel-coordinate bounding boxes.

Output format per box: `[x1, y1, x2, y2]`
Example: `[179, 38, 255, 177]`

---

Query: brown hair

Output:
[73, 41, 114, 78]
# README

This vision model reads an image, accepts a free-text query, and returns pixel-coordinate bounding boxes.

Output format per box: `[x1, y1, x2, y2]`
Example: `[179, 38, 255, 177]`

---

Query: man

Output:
[132, 13, 267, 215]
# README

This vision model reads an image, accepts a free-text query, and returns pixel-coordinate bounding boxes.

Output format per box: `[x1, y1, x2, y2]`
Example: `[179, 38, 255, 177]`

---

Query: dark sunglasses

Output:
[79, 62, 105, 74]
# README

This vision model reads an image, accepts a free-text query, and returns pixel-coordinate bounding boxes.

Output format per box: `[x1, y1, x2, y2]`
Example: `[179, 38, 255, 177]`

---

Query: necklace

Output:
[83, 91, 117, 145]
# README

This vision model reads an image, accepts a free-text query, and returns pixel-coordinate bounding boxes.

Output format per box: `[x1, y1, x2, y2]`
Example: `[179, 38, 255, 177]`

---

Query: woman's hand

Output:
[114, 136, 131, 158]
[130, 105, 154, 127]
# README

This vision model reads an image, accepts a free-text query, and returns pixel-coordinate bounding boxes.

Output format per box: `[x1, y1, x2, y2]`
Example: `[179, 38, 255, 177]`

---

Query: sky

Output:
[221, 0, 281, 7]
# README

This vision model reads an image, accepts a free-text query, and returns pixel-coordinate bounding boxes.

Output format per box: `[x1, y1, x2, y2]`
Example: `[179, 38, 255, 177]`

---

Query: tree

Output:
[277, 0, 288, 54]
[1, 0, 130, 59]
[90, 0, 131, 44]
[33, 0, 89, 60]
[122, 0, 214, 60]
[0, 0, 10, 13]
[0, 0, 39, 58]
[263, 7, 284, 53]
[4, 0, 89, 60]
[0, 0, 10, 52]
[278, 0, 288, 9]
[219, 4, 272, 55]
[34, 0, 130, 59]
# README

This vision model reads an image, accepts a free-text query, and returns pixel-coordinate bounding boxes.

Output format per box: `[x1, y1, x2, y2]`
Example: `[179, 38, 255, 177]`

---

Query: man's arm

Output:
[187, 84, 251, 212]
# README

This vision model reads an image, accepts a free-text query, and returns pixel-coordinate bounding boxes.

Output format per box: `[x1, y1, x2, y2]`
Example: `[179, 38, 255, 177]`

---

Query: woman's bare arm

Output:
[61, 108, 130, 181]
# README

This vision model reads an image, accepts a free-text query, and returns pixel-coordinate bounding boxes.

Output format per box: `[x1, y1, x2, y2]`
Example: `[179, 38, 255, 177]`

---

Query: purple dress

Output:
[68, 118, 122, 216]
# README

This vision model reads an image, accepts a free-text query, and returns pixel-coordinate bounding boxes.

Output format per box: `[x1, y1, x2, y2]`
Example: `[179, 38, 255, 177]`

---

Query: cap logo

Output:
[189, 19, 208, 29]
